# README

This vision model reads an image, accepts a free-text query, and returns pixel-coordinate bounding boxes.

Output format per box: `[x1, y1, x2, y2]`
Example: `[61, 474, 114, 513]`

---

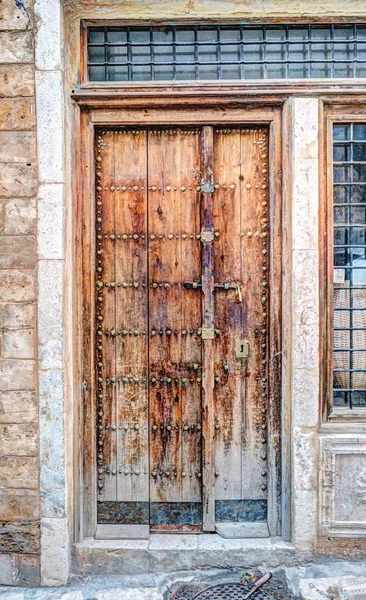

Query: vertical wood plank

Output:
[200, 126, 215, 532]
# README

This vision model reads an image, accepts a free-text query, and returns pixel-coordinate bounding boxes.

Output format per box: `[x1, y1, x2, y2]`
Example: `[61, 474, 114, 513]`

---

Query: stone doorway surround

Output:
[2, 0, 366, 589]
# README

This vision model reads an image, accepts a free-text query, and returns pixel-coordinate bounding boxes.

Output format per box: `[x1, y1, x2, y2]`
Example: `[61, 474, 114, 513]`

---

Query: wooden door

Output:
[94, 124, 271, 537]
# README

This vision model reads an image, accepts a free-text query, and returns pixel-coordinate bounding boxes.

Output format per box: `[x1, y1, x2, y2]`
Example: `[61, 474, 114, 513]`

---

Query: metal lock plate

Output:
[235, 338, 250, 360]
[200, 179, 215, 194]
[201, 327, 215, 340]
[200, 230, 214, 243]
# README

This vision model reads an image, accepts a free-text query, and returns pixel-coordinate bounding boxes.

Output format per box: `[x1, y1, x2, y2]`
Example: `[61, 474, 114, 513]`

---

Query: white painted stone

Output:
[292, 489, 318, 549]
[38, 184, 64, 259]
[294, 322, 319, 370]
[293, 369, 319, 428]
[293, 428, 318, 491]
[39, 370, 65, 518]
[299, 577, 345, 600]
[0, 553, 15, 585]
[38, 260, 63, 369]
[41, 517, 69, 586]
[59, 593, 83, 600]
[292, 97, 319, 160]
[35, 0, 62, 70]
[35, 71, 64, 183]
[2, 328, 35, 359]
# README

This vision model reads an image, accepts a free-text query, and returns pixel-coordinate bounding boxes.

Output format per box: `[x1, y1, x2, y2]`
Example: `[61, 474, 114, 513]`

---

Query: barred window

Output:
[87, 24, 366, 82]
[333, 123, 366, 410]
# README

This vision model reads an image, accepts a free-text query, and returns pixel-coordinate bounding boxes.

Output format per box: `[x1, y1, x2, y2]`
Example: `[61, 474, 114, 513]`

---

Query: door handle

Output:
[183, 281, 242, 302]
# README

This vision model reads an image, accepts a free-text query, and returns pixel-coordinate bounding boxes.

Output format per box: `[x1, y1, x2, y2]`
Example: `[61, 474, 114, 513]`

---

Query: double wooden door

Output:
[94, 124, 272, 536]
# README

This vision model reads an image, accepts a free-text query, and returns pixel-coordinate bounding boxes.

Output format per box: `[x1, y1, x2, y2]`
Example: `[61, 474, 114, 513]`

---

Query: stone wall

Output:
[0, 0, 40, 586]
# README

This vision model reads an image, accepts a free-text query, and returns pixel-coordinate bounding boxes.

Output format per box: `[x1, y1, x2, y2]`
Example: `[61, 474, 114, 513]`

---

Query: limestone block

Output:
[95, 590, 161, 600]
[293, 428, 318, 490]
[293, 369, 319, 428]
[0, 303, 36, 329]
[41, 517, 69, 586]
[0, 423, 38, 455]
[0, 164, 37, 197]
[0, 488, 39, 521]
[293, 249, 319, 327]
[0, 132, 36, 163]
[0, 390, 37, 423]
[292, 158, 319, 251]
[292, 97, 319, 160]
[17, 553, 40, 586]
[36, 71, 63, 183]
[0, 552, 16, 585]
[293, 489, 317, 549]
[0, 98, 35, 130]
[294, 322, 319, 370]
[0, 359, 35, 391]
[0, 32, 33, 63]
[0, 0, 32, 31]
[0, 236, 36, 269]
[39, 369, 65, 518]
[2, 328, 36, 359]
[38, 184, 64, 259]
[35, 0, 62, 70]
[0, 270, 36, 302]
[0, 521, 40, 554]
[38, 261, 63, 369]
[0, 456, 38, 489]
[0, 198, 36, 235]
[0, 65, 34, 97]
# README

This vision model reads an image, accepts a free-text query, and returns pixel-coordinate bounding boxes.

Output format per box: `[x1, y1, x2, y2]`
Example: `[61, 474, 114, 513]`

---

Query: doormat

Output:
[168, 571, 291, 600]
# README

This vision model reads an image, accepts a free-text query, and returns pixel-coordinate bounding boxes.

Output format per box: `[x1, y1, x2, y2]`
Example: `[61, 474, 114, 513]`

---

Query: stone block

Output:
[0, 423, 38, 456]
[95, 591, 161, 600]
[292, 97, 319, 160]
[0, 521, 40, 554]
[0, 489, 39, 521]
[293, 489, 318, 549]
[293, 427, 319, 491]
[36, 71, 63, 183]
[38, 260, 63, 369]
[0, 359, 35, 391]
[0, 456, 38, 489]
[0, 236, 36, 269]
[0, 198, 36, 234]
[0, 164, 37, 198]
[0, 552, 16, 585]
[0, 391, 37, 424]
[0, 65, 34, 97]
[41, 517, 69, 586]
[35, 0, 62, 70]
[38, 184, 64, 259]
[2, 328, 36, 359]
[0, 98, 35, 130]
[294, 322, 319, 370]
[293, 369, 319, 428]
[0, 132, 36, 163]
[17, 553, 40, 586]
[293, 249, 319, 327]
[39, 369, 65, 518]
[0, 31, 33, 63]
[0, 270, 36, 302]
[292, 157, 319, 251]
[0, 303, 36, 329]
[0, 0, 32, 31]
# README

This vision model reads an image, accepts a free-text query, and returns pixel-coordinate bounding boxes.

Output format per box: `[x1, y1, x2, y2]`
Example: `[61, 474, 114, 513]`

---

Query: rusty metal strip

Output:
[200, 126, 215, 532]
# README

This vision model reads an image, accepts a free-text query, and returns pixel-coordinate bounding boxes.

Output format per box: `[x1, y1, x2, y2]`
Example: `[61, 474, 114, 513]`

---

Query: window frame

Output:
[323, 107, 366, 421]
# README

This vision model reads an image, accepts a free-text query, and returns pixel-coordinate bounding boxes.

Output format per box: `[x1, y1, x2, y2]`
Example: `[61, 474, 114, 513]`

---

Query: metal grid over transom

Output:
[333, 123, 366, 410]
[87, 24, 366, 82]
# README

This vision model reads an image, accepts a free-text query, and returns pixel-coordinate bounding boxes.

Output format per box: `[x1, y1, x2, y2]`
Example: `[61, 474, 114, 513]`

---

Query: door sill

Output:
[95, 524, 150, 540]
[215, 522, 269, 539]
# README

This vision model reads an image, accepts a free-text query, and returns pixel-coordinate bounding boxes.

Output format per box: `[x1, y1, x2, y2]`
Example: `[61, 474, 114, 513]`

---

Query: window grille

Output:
[87, 24, 366, 82]
[333, 123, 366, 410]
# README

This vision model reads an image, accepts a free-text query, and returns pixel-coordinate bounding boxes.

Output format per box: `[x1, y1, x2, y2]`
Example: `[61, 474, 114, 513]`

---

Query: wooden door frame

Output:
[73, 98, 284, 540]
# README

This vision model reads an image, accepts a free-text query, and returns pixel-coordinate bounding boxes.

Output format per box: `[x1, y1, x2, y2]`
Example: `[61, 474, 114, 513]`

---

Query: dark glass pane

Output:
[334, 124, 351, 141]
[88, 29, 104, 43]
[107, 66, 128, 81]
[88, 45, 105, 64]
[351, 391, 366, 407]
[333, 391, 349, 407]
[334, 227, 347, 245]
[351, 186, 366, 203]
[334, 205, 348, 223]
[354, 125, 366, 140]
[350, 227, 366, 245]
[353, 143, 366, 161]
[334, 165, 349, 183]
[351, 206, 366, 223]
[88, 66, 106, 81]
[353, 164, 366, 182]
[334, 144, 351, 161]
[334, 185, 350, 203]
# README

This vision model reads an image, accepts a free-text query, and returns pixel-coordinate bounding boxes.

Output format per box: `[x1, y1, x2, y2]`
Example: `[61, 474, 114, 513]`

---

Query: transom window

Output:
[87, 24, 366, 82]
[333, 123, 366, 410]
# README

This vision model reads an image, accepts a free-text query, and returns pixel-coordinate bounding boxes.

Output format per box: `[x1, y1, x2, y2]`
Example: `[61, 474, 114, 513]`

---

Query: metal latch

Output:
[235, 338, 250, 360]
[200, 179, 215, 194]
[200, 230, 214, 243]
[201, 327, 215, 340]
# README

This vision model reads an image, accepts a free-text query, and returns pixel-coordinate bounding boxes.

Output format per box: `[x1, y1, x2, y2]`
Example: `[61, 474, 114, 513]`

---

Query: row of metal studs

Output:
[96, 132, 105, 493]
[102, 328, 220, 337]
[98, 184, 238, 192]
